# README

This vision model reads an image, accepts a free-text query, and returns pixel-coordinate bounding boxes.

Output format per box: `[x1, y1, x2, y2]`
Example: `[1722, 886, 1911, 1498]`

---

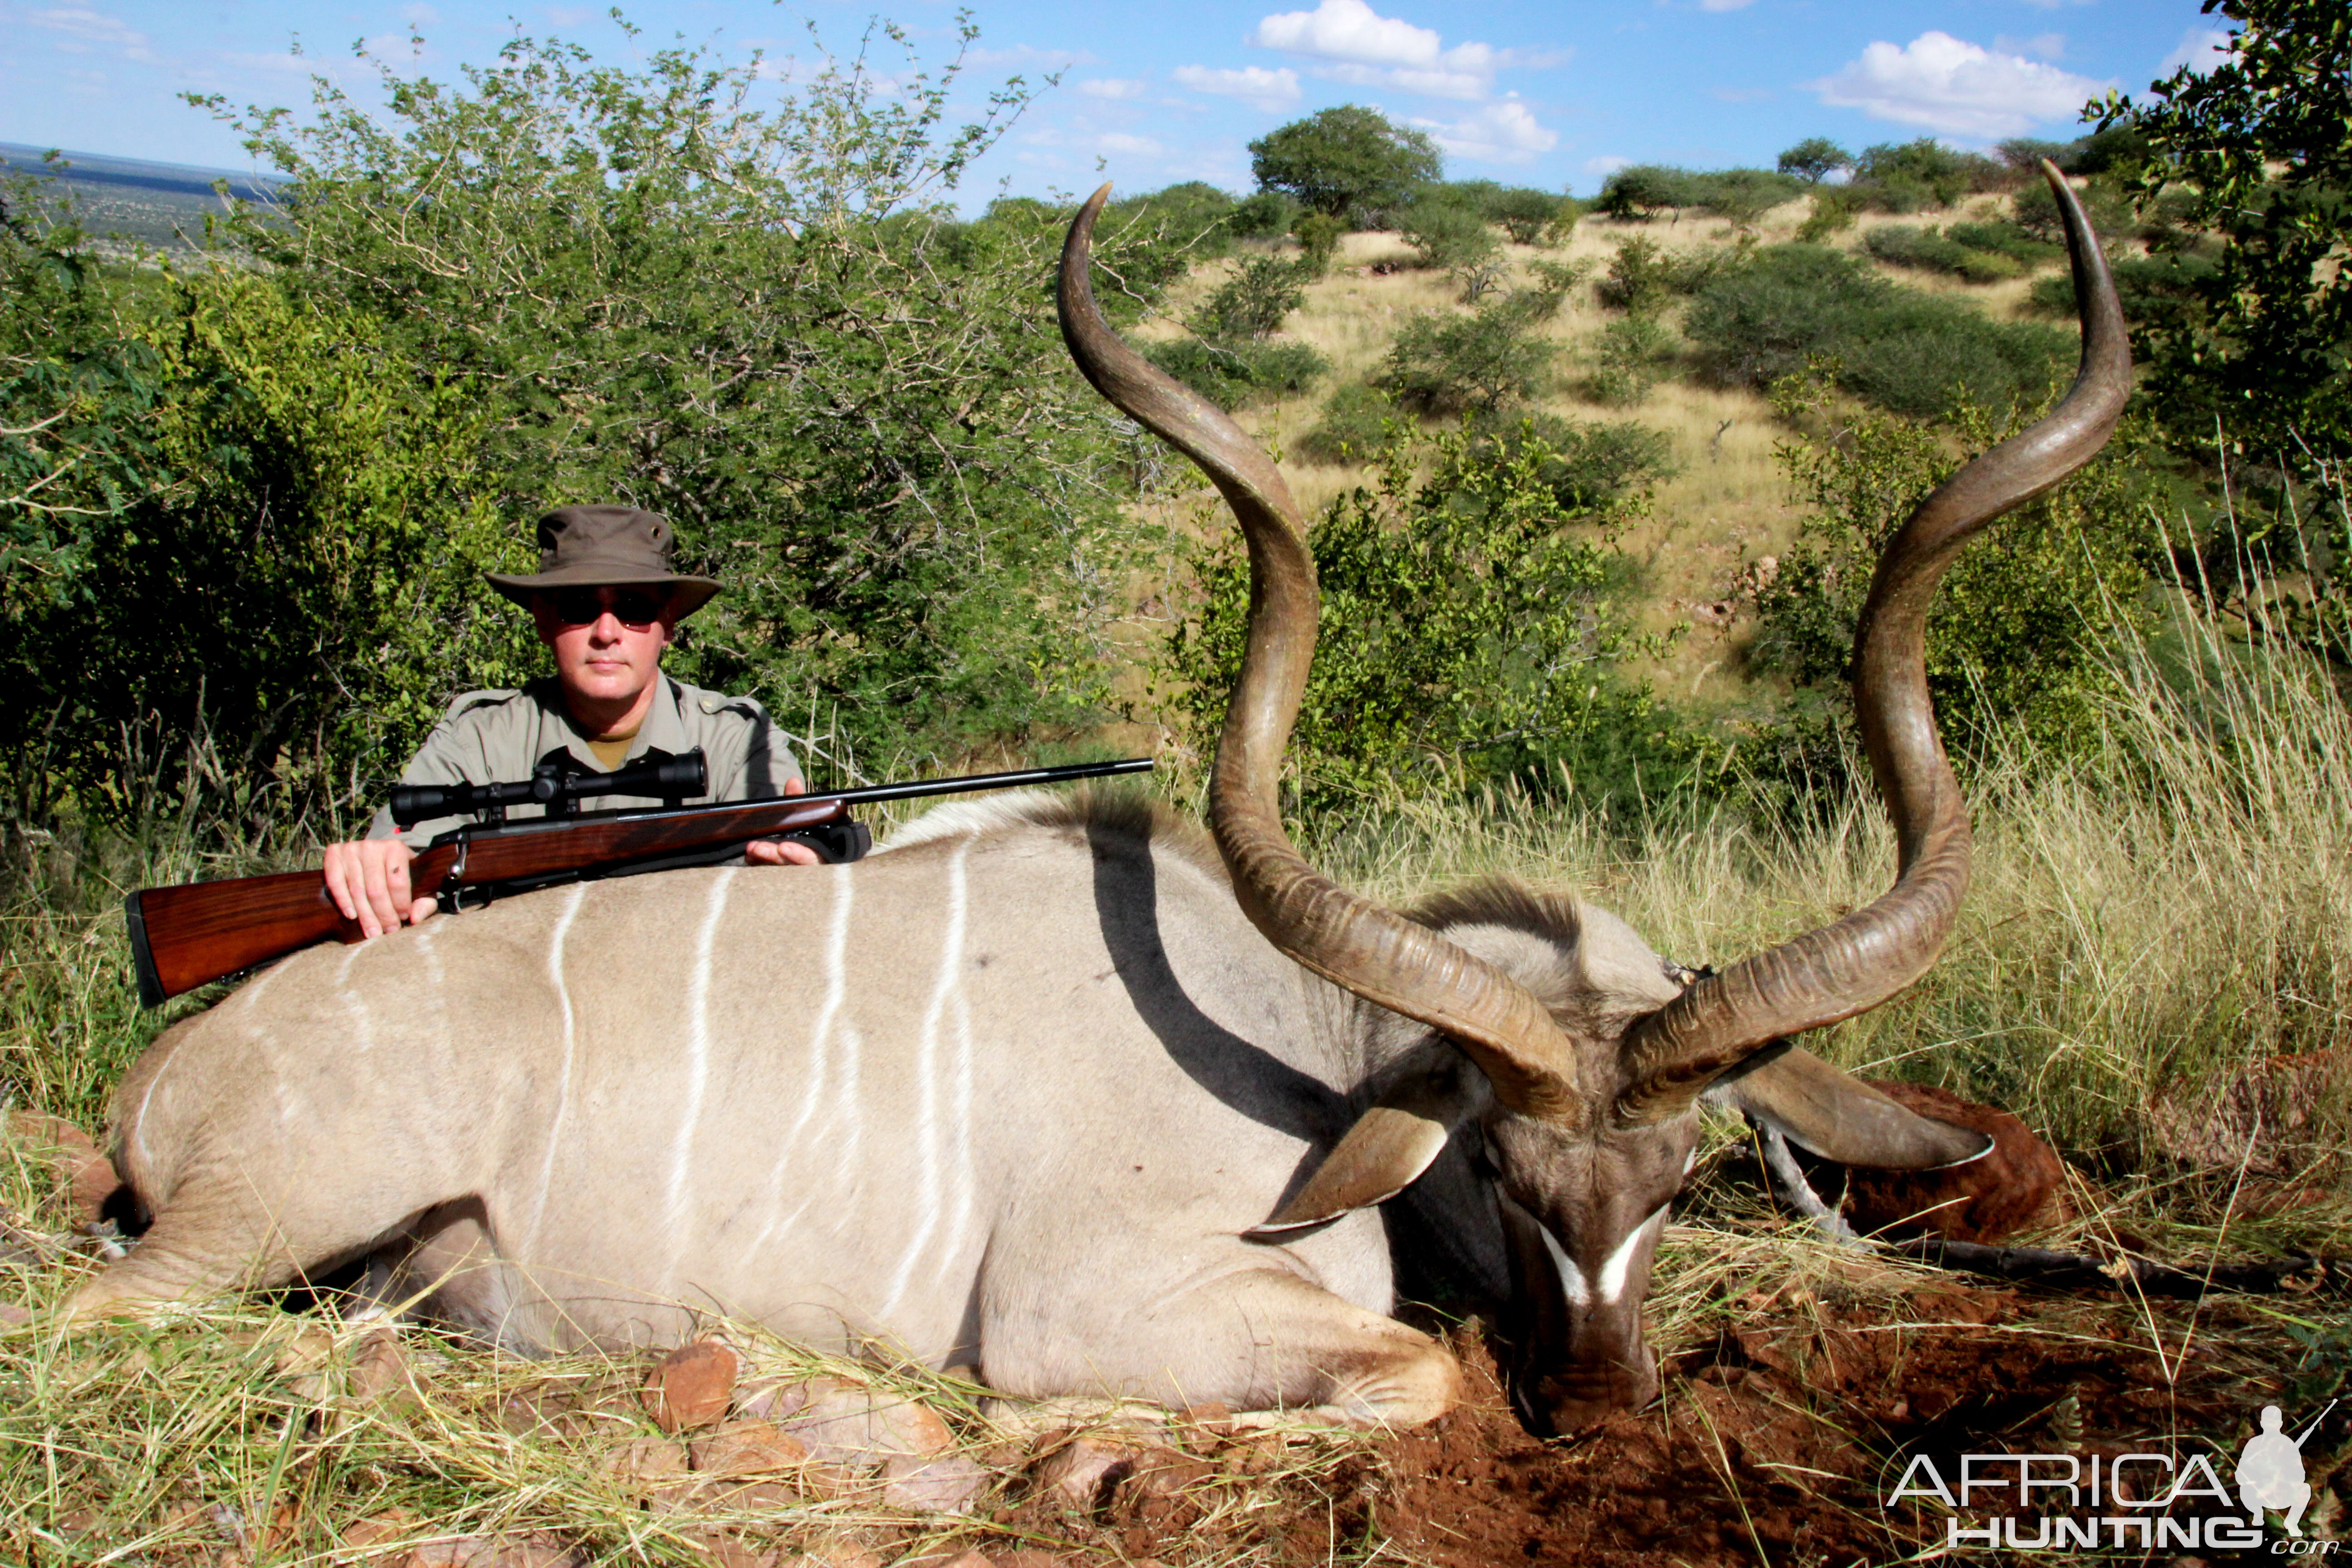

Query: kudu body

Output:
[74, 165, 2127, 1434]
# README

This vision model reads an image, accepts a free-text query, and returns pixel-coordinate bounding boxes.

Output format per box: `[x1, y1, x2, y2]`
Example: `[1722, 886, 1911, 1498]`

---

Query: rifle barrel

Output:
[814, 756, 1154, 808]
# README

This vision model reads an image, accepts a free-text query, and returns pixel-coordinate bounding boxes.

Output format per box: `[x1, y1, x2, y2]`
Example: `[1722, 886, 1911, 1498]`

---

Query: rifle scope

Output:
[390, 750, 709, 828]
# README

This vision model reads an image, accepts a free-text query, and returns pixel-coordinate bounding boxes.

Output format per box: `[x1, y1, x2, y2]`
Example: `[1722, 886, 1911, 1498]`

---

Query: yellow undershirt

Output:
[585, 719, 642, 773]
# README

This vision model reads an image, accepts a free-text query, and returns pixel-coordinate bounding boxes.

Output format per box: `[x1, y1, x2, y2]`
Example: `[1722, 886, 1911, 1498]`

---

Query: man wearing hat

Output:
[323, 505, 818, 937]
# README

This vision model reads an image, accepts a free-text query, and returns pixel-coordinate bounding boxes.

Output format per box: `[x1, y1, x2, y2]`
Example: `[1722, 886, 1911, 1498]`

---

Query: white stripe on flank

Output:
[666, 870, 738, 1263]
[525, 884, 590, 1251]
[1597, 1205, 1669, 1305]
[884, 838, 969, 1313]
[744, 862, 855, 1263]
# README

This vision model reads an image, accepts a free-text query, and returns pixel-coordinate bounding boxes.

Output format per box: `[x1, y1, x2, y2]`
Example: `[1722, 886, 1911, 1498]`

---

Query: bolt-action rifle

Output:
[123, 753, 1155, 1007]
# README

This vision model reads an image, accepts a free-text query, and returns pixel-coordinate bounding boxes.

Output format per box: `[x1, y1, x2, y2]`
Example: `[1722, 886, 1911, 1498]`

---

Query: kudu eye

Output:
[1663, 960, 1715, 990]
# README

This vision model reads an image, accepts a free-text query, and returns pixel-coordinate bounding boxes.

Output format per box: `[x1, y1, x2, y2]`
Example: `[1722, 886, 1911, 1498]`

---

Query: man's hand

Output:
[323, 839, 436, 938]
[745, 775, 821, 867]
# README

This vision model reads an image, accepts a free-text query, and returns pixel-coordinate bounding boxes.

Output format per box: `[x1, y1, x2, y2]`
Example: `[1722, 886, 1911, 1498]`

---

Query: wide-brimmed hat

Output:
[485, 505, 722, 618]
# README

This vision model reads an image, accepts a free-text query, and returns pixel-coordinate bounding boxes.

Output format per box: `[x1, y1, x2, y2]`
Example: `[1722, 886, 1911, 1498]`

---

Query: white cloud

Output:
[1993, 32, 2066, 62]
[1583, 154, 1631, 176]
[1078, 77, 1149, 99]
[24, 7, 156, 62]
[1099, 132, 1166, 157]
[964, 44, 1101, 71]
[1410, 97, 1556, 163]
[1245, 0, 1550, 101]
[1171, 64, 1301, 112]
[2158, 26, 2234, 77]
[1699, 0, 1756, 11]
[1808, 31, 2110, 140]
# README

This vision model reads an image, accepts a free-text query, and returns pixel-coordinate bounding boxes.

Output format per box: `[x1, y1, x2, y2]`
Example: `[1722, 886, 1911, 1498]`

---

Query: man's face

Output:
[530, 585, 677, 721]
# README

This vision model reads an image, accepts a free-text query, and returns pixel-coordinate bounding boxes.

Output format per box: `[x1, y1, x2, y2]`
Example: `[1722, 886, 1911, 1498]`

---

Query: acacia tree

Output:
[1248, 106, 1441, 227]
[2096, 0, 2352, 467]
[1776, 138, 1852, 184]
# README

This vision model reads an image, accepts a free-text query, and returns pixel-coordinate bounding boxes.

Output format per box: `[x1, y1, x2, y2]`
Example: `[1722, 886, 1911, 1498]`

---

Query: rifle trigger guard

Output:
[440, 833, 491, 916]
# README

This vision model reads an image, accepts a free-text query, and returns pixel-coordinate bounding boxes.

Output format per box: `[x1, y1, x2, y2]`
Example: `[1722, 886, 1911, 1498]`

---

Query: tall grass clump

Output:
[1310, 531, 2351, 1248]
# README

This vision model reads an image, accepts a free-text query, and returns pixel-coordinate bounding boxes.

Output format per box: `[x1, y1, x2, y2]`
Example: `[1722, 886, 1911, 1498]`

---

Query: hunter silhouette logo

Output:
[2239, 1401, 2334, 1539]
[1884, 1398, 2340, 1553]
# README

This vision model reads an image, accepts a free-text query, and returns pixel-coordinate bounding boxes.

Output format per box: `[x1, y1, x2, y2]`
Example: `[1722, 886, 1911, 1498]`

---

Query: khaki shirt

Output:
[367, 676, 803, 847]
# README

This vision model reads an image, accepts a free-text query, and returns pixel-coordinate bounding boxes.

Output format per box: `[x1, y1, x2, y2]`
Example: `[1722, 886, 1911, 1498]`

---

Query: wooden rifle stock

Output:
[124, 756, 1153, 1006]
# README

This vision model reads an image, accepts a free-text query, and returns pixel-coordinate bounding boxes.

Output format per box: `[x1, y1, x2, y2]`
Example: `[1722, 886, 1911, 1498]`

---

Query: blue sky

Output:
[0, 0, 2228, 204]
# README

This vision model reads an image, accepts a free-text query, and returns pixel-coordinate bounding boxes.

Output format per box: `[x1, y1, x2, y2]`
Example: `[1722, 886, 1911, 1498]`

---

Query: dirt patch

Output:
[985, 1287, 2342, 1566]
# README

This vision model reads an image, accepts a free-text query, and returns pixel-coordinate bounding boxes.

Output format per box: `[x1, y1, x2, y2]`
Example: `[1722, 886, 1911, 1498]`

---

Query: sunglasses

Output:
[546, 587, 668, 628]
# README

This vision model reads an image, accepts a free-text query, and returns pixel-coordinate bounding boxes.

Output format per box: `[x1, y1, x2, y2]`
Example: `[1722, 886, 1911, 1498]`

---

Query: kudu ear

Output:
[1705, 1047, 1991, 1170]
[1246, 1047, 1490, 1237]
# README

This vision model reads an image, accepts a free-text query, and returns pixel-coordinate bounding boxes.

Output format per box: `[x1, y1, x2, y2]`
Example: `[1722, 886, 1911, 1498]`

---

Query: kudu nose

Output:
[1514, 1353, 1661, 1437]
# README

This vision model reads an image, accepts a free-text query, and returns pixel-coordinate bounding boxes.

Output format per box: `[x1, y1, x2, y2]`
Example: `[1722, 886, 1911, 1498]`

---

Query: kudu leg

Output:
[994, 1268, 1461, 1429]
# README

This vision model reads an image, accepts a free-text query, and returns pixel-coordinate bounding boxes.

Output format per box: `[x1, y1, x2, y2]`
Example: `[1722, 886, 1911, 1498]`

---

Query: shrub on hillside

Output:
[1747, 373, 2157, 787]
[1161, 419, 1697, 813]
[1295, 381, 1398, 464]
[1583, 315, 1676, 407]
[1398, 200, 1497, 263]
[1596, 236, 1731, 314]
[1684, 244, 2072, 419]
[1192, 254, 1315, 343]
[1226, 190, 1300, 240]
[1777, 137, 1854, 184]
[1248, 105, 1442, 226]
[1485, 186, 1570, 245]
[1143, 338, 1328, 410]
[1849, 139, 2009, 211]
[1520, 256, 1594, 319]
[1864, 225, 2029, 283]
[1292, 211, 1347, 272]
[1381, 302, 1557, 415]
[2011, 177, 2136, 246]
[1468, 411, 1681, 511]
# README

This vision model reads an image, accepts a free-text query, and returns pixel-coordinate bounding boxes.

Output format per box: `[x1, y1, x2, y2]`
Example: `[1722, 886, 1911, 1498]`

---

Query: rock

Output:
[6, 1111, 120, 1223]
[394, 1535, 583, 1568]
[1028, 1433, 1148, 1510]
[1843, 1082, 2066, 1243]
[745, 1377, 954, 1470]
[689, 1420, 811, 1478]
[605, 1435, 688, 1490]
[351, 1329, 413, 1403]
[880, 1450, 989, 1513]
[645, 1341, 740, 1434]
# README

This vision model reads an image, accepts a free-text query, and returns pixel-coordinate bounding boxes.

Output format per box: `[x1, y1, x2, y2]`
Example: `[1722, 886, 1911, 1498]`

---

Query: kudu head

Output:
[1057, 164, 2128, 1436]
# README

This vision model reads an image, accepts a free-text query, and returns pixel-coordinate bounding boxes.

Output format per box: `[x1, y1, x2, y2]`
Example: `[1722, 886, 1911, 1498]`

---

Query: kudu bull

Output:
[71, 165, 2126, 1435]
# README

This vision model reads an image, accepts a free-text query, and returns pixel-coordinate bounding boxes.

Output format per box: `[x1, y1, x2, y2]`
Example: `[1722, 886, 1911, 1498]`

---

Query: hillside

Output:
[1117, 181, 2096, 754]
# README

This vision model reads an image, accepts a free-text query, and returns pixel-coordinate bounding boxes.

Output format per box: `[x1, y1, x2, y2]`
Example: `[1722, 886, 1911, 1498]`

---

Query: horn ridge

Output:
[1057, 185, 1585, 1120]
[1614, 161, 2132, 1124]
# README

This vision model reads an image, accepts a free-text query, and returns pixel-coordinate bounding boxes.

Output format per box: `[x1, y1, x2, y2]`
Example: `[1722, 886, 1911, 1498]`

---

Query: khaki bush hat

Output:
[485, 505, 722, 618]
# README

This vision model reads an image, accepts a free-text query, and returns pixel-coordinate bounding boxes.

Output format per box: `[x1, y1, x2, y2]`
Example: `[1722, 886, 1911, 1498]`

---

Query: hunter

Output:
[322, 505, 818, 937]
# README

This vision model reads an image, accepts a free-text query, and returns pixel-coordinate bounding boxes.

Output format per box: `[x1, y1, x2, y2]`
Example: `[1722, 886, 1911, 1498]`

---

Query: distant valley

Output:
[0, 142, 283, 251]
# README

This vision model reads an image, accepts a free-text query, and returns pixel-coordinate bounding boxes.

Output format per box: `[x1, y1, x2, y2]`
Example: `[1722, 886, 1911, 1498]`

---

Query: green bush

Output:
[1519, 256, 1594, 319]
[1864, 225, 2029, 283]
[1192, 254, 1315, 343]
[1597, 165, 1696, 221]
[1596, 236, 1731, 314]
[1944, 220, 2062, 266]
[1467, 411, 1680, 511]
[1295, 381, 1400, 465]
[1796, 186, 1861, 241]
[1160, 420, 1698, 813]
[1398, 200, 1500, 270]
[1227, 190, 1300, 240]
[1481, 186, 1571, 245]
[2011, 176, 2137, 246]
[1687, 168, 1806, 230]
[1848, 139, 2006, 211]
[1380, 302, 1557, 415]
[1142, 338, 1328, 410]
[2, 24, 1188, 823]
[1292, 211, 1347, 272]
[1583, 315, 1676, 407]
[1747, 375, 2158, 788]
[1684, 244, 2072, 419]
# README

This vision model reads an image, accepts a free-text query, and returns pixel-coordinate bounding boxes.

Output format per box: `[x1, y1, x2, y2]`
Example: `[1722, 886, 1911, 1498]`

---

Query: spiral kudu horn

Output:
[1058, 186, 1583, 1118]
[1614, 161, 2131, 1125]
